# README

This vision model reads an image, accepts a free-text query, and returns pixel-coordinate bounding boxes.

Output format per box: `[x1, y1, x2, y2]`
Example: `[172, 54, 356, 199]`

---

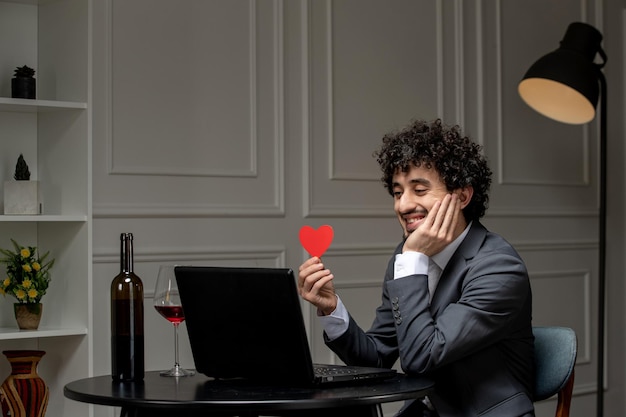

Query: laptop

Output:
[175, 265, 397, 386]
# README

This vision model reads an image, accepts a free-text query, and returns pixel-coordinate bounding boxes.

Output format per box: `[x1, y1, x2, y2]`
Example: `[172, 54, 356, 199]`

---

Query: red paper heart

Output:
[299, 225, 334, 258]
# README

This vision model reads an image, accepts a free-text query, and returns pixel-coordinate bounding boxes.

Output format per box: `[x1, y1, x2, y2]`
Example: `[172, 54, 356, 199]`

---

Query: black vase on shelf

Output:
[11, 66, 36, 99]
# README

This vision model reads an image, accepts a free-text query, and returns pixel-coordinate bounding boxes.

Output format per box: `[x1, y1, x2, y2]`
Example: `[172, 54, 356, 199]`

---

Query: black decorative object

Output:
[11, 66, 36, 99]
[14, 154, 31, 181]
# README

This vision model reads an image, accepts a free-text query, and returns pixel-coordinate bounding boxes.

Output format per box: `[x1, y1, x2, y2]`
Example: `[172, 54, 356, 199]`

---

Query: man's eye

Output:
[415, 189, 427, 194]
[392, 191, 402, 198]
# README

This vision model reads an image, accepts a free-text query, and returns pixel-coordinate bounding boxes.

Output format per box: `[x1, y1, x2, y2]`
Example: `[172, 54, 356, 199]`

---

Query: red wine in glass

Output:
[155, 305, 185, 324]
[154, 265, 195, 377]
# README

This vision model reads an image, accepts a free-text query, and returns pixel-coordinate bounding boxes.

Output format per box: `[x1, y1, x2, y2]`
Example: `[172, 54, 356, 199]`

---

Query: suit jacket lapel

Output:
[429, 221, 488, 315]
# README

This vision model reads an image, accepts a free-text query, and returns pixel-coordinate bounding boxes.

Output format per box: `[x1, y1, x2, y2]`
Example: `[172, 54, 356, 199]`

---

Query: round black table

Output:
[64, 371, 433, 417]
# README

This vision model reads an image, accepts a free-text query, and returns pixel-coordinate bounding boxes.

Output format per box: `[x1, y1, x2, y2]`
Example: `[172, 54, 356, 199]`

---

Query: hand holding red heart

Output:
[297, 225, 337, 315]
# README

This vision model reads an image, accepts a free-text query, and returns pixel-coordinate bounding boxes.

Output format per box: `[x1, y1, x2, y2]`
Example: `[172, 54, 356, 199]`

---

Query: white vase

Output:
[3, 180, 42, 215]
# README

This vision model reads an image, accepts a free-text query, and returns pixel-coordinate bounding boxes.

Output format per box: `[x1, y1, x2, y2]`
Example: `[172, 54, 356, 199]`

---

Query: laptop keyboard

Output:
[313, 364, 358, 376]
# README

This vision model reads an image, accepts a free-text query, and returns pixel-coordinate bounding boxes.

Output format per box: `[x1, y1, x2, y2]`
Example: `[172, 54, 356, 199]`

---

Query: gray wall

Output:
[91, 1, 626, 416]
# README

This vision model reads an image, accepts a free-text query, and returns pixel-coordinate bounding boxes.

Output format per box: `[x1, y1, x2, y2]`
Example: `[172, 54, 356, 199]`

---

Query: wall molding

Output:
[95, 0, 285, 218]
[107, 0, 259, 178]
[531, 269, 592, 364]
[94, 245, 286, 265]
[94, 202, 286, 218]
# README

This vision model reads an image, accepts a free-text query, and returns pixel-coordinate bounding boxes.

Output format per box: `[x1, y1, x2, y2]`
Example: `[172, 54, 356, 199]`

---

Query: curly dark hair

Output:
[373, 119, 492, 221]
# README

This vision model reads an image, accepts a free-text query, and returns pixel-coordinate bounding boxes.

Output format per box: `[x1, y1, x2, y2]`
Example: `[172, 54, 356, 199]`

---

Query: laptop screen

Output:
[175, 266, 317, 384]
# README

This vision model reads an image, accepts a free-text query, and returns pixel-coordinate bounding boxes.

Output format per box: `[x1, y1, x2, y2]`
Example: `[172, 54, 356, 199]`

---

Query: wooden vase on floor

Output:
[0, 350, 49, 417]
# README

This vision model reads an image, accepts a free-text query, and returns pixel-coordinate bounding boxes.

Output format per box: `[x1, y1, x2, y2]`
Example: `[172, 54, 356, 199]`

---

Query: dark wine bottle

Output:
[111, 232, 145, 381]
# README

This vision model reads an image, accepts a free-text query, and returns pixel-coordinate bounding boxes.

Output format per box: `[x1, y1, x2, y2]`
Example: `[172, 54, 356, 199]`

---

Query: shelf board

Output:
[0, 214, 88, 222]
[0, 327, 87, 340]
[0, 0, 38, 5]
[0, 97, 87, 113]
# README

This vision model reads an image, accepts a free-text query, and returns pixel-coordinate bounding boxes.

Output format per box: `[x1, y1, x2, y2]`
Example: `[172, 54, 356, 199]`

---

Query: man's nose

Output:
[397, 192, 416, 212]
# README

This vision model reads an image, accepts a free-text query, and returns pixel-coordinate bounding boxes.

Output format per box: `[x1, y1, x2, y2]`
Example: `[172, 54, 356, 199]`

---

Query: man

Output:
[298, 119, 535, 416]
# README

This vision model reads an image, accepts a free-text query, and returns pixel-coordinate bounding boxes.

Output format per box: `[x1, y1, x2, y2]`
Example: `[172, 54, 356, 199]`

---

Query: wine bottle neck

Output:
[120, 233, 134, 273]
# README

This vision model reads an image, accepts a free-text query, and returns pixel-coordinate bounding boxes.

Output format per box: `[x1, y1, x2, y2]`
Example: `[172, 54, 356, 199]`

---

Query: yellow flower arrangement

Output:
[0, 239, 54, 304]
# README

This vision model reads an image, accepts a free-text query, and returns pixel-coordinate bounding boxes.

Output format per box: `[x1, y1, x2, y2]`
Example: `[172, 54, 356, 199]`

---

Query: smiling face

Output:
[392, 164, 469, 237]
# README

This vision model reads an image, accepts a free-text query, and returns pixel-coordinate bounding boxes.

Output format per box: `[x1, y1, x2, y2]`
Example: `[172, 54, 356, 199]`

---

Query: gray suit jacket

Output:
[325, 221, 535, 417]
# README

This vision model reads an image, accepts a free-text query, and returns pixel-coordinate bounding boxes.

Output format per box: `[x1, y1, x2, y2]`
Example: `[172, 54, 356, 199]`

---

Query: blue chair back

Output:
[533, 326, 577, 402]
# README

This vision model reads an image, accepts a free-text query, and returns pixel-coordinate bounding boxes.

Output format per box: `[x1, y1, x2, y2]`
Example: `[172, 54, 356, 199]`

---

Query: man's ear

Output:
[456, 186, 473, 209]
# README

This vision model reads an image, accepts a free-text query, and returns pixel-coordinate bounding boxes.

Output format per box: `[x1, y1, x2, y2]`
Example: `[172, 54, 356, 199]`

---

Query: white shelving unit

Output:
[0, 215, 88, 222]
[0, 97, 87, 112]
[0, 0, 92, 416]
[0, 328, 88, 341]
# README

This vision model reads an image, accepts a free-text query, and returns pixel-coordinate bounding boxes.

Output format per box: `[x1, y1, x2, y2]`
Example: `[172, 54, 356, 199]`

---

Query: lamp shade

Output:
[518, 22, 605, 124]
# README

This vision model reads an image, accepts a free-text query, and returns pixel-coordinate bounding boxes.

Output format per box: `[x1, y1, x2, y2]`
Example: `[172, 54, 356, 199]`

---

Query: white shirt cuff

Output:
[318, 295, 349, 340]
[394, 251, 429, 279]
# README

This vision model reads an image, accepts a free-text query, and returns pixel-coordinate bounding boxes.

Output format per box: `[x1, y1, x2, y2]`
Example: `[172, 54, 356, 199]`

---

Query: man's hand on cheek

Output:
[403, 194, 460, 256]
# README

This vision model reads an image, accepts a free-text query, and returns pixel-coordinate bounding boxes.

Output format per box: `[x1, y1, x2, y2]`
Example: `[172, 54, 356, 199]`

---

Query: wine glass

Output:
[154, 265, 195, 377]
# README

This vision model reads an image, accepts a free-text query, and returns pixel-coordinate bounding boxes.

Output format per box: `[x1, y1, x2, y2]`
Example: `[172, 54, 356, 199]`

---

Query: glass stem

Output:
[173, 323, 180, 368]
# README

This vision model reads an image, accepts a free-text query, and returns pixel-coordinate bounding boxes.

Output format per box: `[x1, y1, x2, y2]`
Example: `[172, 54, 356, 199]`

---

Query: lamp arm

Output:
[597, 69, 607, 417]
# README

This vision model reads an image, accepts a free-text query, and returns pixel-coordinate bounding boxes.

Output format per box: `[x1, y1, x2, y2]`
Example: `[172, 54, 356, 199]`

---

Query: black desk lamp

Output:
[518, 22, 607, 417]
